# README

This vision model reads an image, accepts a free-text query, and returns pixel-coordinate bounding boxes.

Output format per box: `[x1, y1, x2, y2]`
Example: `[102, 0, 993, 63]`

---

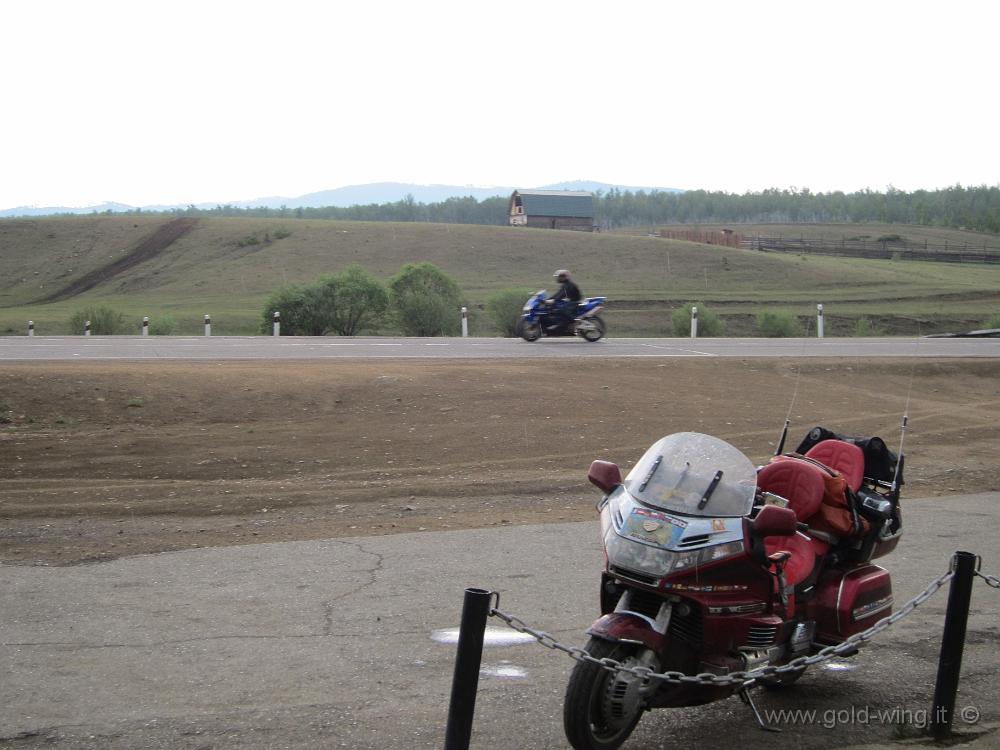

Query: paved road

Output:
[2, 494, 997, 749]
[1, 335, 998, 361]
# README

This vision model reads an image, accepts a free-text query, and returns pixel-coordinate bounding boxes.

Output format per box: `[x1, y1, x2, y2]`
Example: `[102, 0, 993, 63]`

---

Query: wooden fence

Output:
[659, 229, 743, 247]
[741, 236, 1000, 265]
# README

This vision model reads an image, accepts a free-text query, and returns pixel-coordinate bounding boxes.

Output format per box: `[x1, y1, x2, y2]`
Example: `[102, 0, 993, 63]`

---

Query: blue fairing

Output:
[522, 291, 605, 323]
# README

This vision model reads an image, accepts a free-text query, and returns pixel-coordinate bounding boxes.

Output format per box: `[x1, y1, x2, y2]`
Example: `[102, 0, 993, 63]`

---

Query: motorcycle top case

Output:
[809, 564, 892, 644]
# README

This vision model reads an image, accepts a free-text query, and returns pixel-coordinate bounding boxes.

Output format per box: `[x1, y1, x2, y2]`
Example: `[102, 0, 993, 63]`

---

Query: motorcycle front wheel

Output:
[576, 315, 606, 342]
[517, 319, 542, 342]
[563, 637, 651, 750]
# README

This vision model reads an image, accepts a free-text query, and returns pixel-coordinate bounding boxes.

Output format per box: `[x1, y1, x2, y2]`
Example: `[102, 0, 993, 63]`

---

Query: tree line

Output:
[157, 184, 1000, 234]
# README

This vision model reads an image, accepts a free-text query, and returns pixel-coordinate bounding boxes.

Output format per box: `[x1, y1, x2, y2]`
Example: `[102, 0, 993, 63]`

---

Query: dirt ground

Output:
[1, 358, 998, 566]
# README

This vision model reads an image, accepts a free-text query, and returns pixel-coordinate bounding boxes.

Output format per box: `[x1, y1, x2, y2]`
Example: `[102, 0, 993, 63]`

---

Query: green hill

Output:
[1, 216, 998, 336]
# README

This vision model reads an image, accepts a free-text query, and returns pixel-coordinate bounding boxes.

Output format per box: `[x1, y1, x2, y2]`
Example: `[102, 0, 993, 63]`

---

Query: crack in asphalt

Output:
[1, 540, 397, 652]
[321, 539, 385, 637]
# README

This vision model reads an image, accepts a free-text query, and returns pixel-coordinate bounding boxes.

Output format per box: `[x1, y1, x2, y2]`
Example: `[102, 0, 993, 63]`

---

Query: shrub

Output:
[984, 313, 1000, 329]
[67, 306, 126, 335]
[756, 310, 803, 337]
[672, 302, 725, 337]
[327, 265, 389, 336]
[486, 288, 533, 337]
[259, 285, 328, 335]
[148, 315, 177, 336]
[853, 317, 885, 337]
[389, 262, 463, 337]
[259, 267, 389, 336]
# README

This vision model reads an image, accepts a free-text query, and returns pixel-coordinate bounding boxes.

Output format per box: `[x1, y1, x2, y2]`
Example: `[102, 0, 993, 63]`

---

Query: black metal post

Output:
[444, 587, 492, 750]
[930, 551, 977, 738]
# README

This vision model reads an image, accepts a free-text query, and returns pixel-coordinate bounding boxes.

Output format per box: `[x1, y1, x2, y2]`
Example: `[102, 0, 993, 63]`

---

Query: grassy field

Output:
[1, 215, 999, 336]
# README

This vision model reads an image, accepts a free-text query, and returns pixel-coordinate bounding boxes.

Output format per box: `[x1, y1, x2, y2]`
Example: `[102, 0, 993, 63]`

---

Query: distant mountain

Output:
[0, 181, 684, 217]
[538, 180, 683, 195]
[0, 202, 139, 218]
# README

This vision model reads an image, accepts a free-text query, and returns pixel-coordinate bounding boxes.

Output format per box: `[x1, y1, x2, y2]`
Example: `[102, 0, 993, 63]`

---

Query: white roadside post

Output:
[461, 307, 468, 338]
[204, 314, 212, 337]
[817, 304, 825, 339]
[28, 321, 34, 337]
[273, 311, 280, 337]
[142, 316, 149, 336]
[690, 306, 698, 338]
[84, 320, 91, 337]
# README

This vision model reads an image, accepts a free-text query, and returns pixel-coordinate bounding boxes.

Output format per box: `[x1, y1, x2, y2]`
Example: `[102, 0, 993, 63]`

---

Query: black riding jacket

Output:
[551, 279, 582, 303]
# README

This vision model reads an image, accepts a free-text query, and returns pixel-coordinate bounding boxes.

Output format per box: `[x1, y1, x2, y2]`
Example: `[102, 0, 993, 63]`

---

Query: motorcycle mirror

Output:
[588, 460, 622, 493]
[753, 504, 798, 536]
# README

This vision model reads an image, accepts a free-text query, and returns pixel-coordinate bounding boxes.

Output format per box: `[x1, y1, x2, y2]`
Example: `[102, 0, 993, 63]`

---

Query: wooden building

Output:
[508, 189, 595, 231]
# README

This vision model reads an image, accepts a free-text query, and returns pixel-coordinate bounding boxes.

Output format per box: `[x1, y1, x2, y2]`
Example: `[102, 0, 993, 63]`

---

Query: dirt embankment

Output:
[1, 358, 998, 565]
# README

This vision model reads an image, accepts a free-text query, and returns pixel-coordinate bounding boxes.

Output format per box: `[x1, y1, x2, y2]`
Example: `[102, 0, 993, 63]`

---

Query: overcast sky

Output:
[2, 0, 997, 208]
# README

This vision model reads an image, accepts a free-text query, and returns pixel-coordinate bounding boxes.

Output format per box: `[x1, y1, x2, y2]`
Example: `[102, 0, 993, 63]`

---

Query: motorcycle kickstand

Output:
[739, 687, 781, 733]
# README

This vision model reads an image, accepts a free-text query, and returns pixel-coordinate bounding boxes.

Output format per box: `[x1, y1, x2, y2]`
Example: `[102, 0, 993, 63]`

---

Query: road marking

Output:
[637, 342, 716, 356]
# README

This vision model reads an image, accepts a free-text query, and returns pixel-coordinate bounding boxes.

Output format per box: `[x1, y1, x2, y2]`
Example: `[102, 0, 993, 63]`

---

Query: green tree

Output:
[671, 302, 725, 337]
[259, 285, 332, 336]
[389, 262, 463, 336]
[327, 264, 389, 336]
[486, 288, 533, 337]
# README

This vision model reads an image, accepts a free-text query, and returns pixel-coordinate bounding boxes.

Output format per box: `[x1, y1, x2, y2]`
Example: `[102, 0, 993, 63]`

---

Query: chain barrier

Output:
[489, 567, 955, 689]
[976, 570, 1000, 590]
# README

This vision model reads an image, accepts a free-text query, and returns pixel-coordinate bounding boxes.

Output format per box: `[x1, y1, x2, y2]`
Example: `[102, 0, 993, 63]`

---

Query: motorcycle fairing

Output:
[587, 612, 667, 652]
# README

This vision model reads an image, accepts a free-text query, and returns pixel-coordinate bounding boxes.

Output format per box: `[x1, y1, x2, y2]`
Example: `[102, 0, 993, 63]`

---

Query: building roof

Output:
[511, 189, 594, 218]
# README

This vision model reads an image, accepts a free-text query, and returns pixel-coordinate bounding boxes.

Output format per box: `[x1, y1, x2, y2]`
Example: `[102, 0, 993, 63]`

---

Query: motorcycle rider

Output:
[546, 269, 582, 332]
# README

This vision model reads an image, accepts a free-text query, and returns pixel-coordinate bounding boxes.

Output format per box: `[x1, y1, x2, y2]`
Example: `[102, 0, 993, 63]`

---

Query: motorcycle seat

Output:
[757, 459, 831, 585]
[756, 458, 825, 522]
[764, 533, 825, 586]
[805, 439, 865, 492]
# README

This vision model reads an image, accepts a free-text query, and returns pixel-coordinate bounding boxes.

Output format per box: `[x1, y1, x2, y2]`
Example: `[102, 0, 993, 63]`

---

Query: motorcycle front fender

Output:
[587, 612, 666, 652]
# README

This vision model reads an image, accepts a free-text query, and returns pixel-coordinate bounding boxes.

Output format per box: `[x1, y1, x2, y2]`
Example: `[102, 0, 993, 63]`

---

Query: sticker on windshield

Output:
[623, 508, 686, 547]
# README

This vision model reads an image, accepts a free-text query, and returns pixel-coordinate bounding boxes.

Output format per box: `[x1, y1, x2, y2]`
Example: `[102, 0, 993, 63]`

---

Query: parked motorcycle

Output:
[517, 290, 607, 342]
[564, 428, 904, 749]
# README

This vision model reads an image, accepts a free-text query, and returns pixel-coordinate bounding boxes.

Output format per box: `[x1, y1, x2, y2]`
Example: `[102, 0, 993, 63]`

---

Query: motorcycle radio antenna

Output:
[774, 316, 812, 456]
[891, 328, 920, 492]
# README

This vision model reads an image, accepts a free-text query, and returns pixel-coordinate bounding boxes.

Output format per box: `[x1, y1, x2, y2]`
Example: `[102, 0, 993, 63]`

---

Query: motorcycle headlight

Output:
[665, 540, 745, 574]
[601, 489, 745, 580]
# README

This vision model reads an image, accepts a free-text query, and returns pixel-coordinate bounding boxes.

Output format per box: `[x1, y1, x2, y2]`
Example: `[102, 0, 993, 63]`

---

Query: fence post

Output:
[84, 320, 91, 337]
[690, 306, 698, 338]
[817, 304, 824, 338]
[273, 311, 281, 337]
[28, 321, 34, 337]
[461, 307, 468, 338]
[142, 316, 149, 336]
[930, 551, 977, 738]
[204, 314, 211, 337]
[444, 588, 492, 750]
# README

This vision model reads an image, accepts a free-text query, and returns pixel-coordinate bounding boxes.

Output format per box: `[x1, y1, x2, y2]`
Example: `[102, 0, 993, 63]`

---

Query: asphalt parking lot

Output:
[2, 493, 998, 749]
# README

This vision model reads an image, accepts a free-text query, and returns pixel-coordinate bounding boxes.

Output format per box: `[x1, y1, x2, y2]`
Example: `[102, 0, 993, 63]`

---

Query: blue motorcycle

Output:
[517, 290, 607, 342]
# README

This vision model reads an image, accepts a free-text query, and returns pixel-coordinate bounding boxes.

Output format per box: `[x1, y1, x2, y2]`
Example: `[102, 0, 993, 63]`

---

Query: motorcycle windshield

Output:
[624, 432, 756, 517]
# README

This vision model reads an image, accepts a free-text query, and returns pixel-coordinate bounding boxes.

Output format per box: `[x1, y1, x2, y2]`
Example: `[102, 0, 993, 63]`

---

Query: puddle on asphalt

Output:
[821, 661, 859, 671]
[431, 626, 535, 646]
[481, 661, 527, 679]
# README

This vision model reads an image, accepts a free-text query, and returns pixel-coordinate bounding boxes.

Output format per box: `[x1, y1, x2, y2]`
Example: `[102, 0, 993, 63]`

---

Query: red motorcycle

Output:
[563, 428, 904, 750]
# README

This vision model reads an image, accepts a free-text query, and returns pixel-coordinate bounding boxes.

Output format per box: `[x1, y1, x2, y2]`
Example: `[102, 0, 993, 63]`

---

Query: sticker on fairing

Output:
[623, 507, 686, 547]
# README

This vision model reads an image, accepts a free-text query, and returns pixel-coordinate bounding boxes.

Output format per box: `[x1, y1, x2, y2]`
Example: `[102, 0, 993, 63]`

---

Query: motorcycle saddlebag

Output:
[810, 564, 893, 644]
